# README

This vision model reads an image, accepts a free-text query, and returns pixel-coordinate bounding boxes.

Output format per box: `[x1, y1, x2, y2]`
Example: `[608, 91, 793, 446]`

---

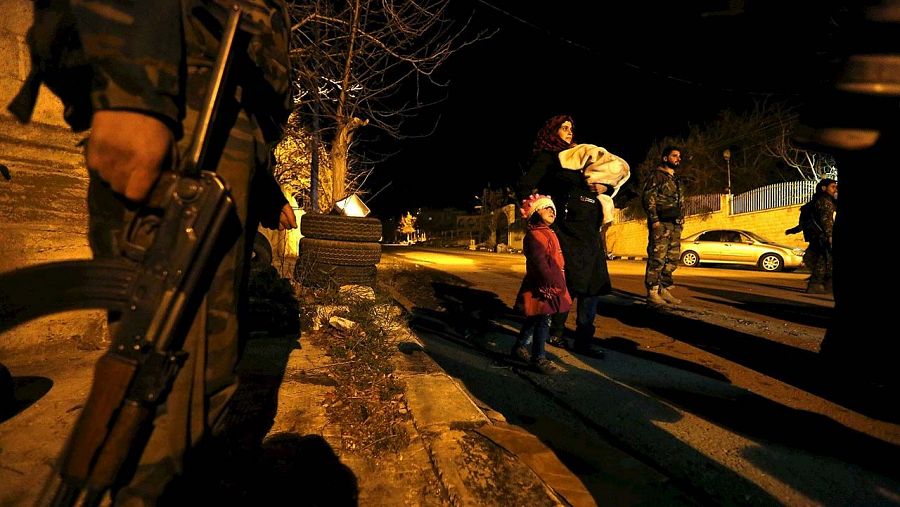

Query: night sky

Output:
[362, 0, 846, 218]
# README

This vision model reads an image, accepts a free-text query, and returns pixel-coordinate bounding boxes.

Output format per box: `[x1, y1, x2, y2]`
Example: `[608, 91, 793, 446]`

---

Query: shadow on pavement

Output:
[598, 294, 899, 423]
[257, 433, 359, 506]
[387, 258, 900, 505]
[158, 334, 360, 505]
[426, 281, 734, 383]
[644, 385, 900, 482]
[430, 282, 522, 337]
[683, 284, 831, 328]
[403, 280, 782, 505]
[600, 337, 729, 382]
[1, 375, 52, 423]
[406, 308, 773, 506]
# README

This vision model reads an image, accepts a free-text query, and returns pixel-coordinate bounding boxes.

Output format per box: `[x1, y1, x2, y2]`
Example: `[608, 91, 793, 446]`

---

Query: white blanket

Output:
[558, 144, 631, 224]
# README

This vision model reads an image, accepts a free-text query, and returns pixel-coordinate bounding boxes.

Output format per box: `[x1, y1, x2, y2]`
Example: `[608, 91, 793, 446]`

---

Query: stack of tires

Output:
[296, 214, 382, 288]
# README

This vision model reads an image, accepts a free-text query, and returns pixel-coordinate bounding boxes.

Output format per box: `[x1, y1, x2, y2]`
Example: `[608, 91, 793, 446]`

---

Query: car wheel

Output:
[681, 250, 699, 267]
[758, 253, 783, 272]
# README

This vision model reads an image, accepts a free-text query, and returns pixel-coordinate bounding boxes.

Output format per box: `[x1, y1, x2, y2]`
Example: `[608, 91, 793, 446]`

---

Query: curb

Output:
[379, 280, 595, 506]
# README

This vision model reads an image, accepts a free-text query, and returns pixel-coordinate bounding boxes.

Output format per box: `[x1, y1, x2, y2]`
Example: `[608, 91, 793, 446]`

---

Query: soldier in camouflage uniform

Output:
[803, 178, 837, 294]
[9, 0, 295, 503]
[641, 146, 685, 306]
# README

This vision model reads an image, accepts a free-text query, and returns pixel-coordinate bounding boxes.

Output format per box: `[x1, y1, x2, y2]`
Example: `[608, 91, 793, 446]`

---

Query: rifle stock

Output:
[43, 5, 245, 505]
[58, 355, 138, 484]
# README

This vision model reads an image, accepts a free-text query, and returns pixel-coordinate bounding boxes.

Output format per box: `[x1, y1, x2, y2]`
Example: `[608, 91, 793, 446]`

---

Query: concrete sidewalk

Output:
[262, 288, 597, 506]
[0, 320, 591, 506]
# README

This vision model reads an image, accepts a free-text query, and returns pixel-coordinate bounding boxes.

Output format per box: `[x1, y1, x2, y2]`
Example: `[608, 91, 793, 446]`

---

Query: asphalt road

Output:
[381, 245, 900, 506]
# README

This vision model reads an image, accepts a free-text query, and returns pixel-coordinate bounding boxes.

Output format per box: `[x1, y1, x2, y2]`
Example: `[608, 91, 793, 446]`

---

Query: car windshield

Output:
[741, 231, 773, 244]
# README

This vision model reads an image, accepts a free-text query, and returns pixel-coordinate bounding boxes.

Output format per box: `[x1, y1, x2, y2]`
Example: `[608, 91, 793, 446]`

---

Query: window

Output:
[722, 231, 741, 243]
[698, 231, 721, 242]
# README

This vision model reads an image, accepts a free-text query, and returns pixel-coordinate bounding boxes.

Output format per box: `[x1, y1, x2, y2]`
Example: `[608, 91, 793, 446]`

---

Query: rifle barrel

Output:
[184, 4, 242, 175]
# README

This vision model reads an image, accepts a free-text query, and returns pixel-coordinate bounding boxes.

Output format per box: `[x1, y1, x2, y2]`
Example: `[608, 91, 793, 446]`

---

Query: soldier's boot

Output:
[806, 283, 826, 294]
[647, 286, 668, 305]
[659, 286, 682, 305]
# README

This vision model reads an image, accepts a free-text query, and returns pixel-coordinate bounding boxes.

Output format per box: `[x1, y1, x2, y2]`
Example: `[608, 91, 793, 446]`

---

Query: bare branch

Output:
[280, 0, 493, 203]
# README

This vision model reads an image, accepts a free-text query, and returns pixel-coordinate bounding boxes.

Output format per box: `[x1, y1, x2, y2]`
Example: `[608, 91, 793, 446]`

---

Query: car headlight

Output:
[792, 248, 804, 255]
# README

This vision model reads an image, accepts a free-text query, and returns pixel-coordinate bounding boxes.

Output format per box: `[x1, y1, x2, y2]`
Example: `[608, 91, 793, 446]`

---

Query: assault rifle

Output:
[0, 5, 245, 506]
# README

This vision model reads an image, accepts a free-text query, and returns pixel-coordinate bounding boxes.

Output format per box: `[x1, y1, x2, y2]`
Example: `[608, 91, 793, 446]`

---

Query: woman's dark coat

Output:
[518, 151, 611, 296]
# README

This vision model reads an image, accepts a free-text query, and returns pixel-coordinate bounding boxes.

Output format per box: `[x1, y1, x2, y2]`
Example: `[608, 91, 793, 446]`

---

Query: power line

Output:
[472, 0, 794, 97]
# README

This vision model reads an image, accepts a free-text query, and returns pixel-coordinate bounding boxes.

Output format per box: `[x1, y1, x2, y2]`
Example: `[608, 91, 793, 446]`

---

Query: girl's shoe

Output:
[511, 345, 531, 362]
[532, 356, 563, 375]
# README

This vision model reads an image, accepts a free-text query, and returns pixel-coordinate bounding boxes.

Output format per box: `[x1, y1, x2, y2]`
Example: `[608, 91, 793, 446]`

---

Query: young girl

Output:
[512, 194, 572, 374]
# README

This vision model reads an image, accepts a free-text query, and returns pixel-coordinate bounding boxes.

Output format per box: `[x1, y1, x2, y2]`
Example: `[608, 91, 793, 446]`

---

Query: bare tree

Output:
[288, 0, 488, 210]
[623, 100, 840, 219]
[765, 122, 838, 182]
[636, 101, 819, 197]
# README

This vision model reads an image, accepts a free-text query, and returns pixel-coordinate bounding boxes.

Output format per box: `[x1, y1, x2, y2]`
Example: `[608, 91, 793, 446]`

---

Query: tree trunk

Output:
[331, 0, 362, 204]
[310, 107, 320, 211]
[330, 116, 368, 203]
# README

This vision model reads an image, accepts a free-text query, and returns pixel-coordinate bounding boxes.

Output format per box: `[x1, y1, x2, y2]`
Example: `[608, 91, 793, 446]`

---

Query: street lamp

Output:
[722, 148, 732, 194]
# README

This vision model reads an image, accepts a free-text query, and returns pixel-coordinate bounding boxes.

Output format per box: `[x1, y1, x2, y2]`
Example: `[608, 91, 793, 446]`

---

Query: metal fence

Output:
[613, 193, 722, 223]
[683, 193, 722, 217]
[612, 180, 817, 222]
[730, 180, 816, 215]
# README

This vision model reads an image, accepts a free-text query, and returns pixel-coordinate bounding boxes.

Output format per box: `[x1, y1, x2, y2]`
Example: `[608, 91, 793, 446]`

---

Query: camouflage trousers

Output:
[87, 89, 267, 504]
[804, 243, 832, 285]
[645, 222, 682, 289]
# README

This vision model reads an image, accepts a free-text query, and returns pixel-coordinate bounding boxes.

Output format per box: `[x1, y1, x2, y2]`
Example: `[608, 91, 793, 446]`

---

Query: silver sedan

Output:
[679, 229, 805, 272]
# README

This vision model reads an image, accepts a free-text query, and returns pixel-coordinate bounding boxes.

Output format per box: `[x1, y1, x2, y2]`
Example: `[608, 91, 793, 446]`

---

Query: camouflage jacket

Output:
[9, 0, 292, 143]
[641, 167, 684, 224]
[807, 192, 836, 245]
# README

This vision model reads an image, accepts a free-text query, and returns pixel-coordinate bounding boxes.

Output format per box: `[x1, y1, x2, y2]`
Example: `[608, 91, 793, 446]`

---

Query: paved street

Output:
[382, 245, 900, 506]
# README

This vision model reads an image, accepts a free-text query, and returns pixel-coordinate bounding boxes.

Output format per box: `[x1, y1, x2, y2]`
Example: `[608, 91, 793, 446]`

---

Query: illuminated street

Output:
[381, 245, 900, 506]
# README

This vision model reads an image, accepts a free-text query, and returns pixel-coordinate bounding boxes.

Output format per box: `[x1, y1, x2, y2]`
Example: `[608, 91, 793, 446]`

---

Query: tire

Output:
[251, 233, 273, 267]
[299, 238, 381, 266]
[297, 264, 377, 288]
[300, 214, 382, 242]
[680, 250, 699, 267]
[758, 253, 783, 272]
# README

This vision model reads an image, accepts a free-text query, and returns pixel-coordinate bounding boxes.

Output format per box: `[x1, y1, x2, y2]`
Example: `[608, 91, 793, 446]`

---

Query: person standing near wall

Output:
[642, 146, 684, 306]
[802, 178, 837, 294]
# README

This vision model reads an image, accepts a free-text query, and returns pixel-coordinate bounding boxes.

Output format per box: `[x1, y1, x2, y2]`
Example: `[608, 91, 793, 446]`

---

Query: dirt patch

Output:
[298, 284, 413, 458]
[311, 325, 411, 456]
